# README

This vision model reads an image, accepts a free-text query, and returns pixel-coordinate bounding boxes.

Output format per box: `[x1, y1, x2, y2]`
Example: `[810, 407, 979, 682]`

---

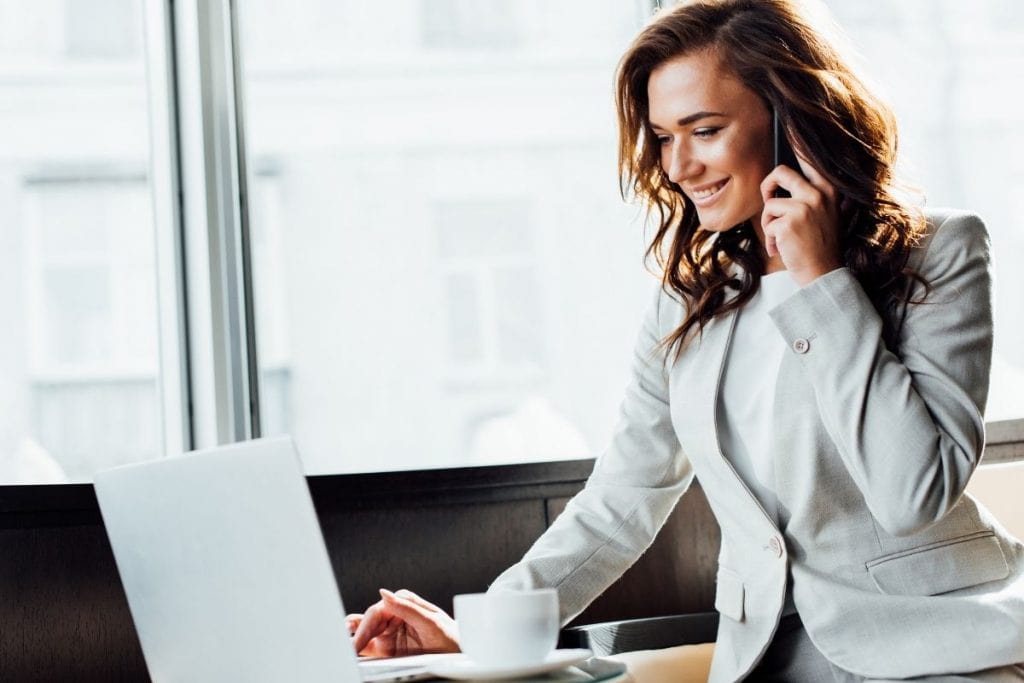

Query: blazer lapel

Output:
[669, 296, 781, 529]
[669, 304, 738, 465]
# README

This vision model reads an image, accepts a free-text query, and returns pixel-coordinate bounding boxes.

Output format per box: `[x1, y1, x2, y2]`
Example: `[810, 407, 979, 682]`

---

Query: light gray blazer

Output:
[490, 209, 1024, 681]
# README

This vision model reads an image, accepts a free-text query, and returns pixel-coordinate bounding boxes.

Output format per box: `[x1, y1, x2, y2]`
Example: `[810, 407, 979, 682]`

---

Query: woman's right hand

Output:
[348, 588, 460, 658]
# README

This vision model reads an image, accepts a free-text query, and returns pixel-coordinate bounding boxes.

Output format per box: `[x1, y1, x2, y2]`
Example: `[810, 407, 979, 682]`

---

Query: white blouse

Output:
[718, 269, 800, 615]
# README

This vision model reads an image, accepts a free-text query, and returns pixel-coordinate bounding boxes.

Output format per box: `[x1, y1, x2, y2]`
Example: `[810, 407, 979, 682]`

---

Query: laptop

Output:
[94, 436, 452, 683]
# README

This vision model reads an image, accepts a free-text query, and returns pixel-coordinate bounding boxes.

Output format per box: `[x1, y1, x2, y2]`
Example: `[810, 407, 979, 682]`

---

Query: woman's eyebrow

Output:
[649, 110, 726, 130]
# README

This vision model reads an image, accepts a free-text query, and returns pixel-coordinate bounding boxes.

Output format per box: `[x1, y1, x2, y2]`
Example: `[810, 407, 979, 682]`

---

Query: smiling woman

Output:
[350, 1, 1024, 680]
[0, 0, 1022, 681]
[647, 57, 773, 238]
[616, 2, 930, 364]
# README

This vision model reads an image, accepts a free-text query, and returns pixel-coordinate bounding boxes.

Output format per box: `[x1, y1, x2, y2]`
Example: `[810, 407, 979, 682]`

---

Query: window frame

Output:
[159, 0, 261, 449]
[985, 420, 1024, 464]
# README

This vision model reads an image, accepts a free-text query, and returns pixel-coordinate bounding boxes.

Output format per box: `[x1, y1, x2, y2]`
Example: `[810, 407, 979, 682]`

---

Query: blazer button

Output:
[768, 536, 784, 557]
[792, 338, 810, 354]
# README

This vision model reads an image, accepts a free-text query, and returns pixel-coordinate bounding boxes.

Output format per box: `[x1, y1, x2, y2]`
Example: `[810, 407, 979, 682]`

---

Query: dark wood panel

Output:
[0, 526, 147, 683]
[319, 499, 550, 615]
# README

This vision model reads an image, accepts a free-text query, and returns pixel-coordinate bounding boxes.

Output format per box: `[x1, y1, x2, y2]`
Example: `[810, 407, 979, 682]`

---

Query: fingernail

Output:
[380, 588, 396, 599]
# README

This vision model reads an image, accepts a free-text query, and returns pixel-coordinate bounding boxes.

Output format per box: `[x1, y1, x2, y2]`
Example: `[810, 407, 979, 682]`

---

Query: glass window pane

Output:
[64, 0, 139, 60]
[444, 271, 484, 364]
[238, 1, 652, 473]
[0, 0, 163, 483]
[822, 0, 1024, 422]
[421, 0, 524, 50]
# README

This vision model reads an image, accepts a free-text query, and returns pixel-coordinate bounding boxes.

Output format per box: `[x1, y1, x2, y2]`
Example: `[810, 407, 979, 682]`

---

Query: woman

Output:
[349, 0, 1024, 679]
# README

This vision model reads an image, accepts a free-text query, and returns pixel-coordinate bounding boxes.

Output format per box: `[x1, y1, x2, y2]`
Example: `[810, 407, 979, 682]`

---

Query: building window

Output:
[19, 175, 160, 481]
[64, 0, 140, 61]
[420, 0, 524, 50]
[434, 199, 546, 381]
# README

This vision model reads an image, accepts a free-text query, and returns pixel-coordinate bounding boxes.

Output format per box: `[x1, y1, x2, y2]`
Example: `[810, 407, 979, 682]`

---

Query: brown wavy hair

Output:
[616, 0, 928, 360]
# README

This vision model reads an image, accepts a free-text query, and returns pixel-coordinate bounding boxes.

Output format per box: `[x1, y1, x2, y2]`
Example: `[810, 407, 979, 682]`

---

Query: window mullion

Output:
[172, 0, 254, 448]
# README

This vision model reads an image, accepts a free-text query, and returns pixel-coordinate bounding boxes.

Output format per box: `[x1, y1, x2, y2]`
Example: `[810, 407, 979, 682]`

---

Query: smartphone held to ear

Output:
[772, 110, 802, 198]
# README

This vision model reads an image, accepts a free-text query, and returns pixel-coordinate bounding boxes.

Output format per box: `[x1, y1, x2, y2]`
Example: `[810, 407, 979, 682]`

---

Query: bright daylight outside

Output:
[0, 0, 1022, 482]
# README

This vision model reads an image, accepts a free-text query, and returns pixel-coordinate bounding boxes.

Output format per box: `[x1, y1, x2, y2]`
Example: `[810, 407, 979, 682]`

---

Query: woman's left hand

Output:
[759, 156, 843, 286]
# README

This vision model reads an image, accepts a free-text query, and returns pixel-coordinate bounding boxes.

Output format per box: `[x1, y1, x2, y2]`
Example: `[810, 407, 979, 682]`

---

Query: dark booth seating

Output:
[0, 458, 721, 682]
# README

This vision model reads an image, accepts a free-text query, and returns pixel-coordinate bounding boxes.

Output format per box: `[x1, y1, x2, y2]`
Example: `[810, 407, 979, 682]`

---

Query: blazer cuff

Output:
[768, 267, 879, 357]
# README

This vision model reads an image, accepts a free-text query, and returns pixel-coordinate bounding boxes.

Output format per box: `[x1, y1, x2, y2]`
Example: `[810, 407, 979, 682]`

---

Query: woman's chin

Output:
[697, 219, 731, 234]
[697, 209, 761, 234]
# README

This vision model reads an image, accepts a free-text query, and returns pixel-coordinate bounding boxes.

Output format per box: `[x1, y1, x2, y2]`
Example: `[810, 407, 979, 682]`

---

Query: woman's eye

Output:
[693, 127, 720, 138]
[656, 135, 671, 146]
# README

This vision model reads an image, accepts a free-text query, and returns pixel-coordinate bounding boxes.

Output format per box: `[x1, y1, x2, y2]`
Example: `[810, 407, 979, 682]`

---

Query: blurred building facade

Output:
[0, 0, 1021, 482]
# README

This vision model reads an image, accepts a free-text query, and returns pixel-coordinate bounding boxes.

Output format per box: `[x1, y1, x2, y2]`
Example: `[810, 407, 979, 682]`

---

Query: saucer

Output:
[425, 648, 594, 680]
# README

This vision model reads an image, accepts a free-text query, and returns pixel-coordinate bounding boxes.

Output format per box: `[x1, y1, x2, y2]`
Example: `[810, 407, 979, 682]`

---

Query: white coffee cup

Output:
[453, 589, 559, 668]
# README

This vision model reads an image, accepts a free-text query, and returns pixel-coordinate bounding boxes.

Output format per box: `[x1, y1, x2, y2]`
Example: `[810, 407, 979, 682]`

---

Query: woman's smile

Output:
[687, 178, 730, 205]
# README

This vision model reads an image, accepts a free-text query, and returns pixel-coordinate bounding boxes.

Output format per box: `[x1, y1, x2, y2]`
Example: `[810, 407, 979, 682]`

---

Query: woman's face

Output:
[648, 50, 774, 234]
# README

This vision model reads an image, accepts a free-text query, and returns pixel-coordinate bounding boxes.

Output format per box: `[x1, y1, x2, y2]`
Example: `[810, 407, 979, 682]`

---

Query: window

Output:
[820, 0, 1024, 424]
[237, 0, 653, 473]
[234, 0, 1024, 474]
[64, 0, 140, 60]
[249, 170, 292, 438]
[0, 0, 165, 483]
[420, 0, 524, 50]
[434, 199, 545, 378]
[23, 176, 159, 479]
[3, 0, 1021, 484]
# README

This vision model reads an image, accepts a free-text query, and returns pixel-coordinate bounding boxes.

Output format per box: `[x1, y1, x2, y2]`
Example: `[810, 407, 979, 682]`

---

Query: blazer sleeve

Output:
[488, 286, 695, 623]
[768, 210, 994, 537]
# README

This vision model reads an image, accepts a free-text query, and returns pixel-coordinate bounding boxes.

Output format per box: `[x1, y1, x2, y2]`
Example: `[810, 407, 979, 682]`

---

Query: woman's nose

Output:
[665, 143, 702, 184]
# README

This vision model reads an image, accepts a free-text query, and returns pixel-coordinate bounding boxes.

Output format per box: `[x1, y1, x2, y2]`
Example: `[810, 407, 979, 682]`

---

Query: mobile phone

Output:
[772, 109, 800, 198]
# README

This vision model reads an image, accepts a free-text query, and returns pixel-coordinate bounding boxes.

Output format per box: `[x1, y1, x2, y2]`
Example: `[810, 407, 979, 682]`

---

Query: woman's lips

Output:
[689, 178, 729, 207]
